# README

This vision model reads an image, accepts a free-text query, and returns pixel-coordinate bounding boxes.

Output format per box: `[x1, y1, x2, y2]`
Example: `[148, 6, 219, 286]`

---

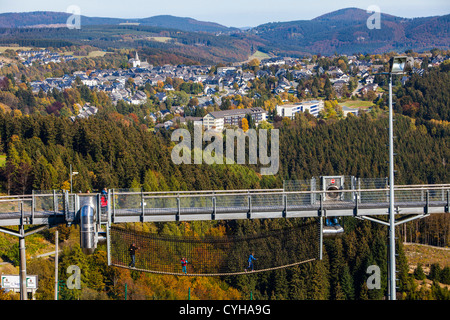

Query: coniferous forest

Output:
[0, 57, 449, 301]
[0, 102, 449, 300]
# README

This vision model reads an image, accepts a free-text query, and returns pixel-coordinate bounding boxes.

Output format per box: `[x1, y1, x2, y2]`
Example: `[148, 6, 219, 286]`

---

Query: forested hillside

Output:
[0, 106, 449, 300]
[0, 106, 448, 195]
[396, 68, 450, 121]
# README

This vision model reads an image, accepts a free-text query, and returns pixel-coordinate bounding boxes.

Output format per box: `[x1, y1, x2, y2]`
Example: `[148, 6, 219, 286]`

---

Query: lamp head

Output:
[389, 56, 414, 74]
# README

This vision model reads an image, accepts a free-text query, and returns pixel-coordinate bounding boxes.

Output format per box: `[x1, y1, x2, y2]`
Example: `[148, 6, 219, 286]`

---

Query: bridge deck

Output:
[0, 185, 448, 226]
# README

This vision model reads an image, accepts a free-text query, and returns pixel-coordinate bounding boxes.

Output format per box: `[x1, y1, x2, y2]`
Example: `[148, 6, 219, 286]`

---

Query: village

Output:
[10, 49, 448, 130]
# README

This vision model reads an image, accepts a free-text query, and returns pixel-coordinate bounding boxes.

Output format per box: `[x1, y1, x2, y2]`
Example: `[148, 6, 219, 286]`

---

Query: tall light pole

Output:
[70, 164, 78, 193]
[387, 56, 413, 300]
[54, 229, 58, 300]
[387, 72, 396, 300]
[360, 56, 415, 300]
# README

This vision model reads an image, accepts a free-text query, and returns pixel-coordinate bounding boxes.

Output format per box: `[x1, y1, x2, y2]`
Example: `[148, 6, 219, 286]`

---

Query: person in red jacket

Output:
[180, 257, 188, 274]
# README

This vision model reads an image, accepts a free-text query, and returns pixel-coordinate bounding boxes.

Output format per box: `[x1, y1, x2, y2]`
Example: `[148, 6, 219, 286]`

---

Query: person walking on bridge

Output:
[128, 243, 139, 268]
[180, 257, 188, 274]
[246, 252, 257, 271]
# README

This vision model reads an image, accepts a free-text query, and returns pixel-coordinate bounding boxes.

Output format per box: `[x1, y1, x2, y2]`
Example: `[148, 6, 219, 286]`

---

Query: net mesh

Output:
[110, 220, 318, 275]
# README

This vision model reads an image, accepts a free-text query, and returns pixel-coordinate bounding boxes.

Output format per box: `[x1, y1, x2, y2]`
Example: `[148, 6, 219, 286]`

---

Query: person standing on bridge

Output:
[128, 243, 139, 268]
[180, 257, 188, 274]
[100, 188, 108, 208]
[246, 252, 257, 271]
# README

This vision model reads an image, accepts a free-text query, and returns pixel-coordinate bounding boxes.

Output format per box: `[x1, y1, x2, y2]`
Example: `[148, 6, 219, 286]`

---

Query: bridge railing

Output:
[32, 190, 65, 215]
[0, 197, 33, 219]
[0, 185, 448, 225]
[107, 185, 449, 218]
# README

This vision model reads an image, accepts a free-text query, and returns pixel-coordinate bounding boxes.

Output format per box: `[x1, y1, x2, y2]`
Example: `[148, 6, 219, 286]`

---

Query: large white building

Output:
[203, 107, 267, 131]
[276, 100, 324, 118]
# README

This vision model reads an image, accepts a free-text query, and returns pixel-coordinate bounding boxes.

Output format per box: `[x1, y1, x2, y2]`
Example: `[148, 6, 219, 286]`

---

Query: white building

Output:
[81, 78, 98, 86]
[276, 100, 324, 118]
[203, 113, 225, 131]
[129, 52, 141, 68]
[341, 106, 359, 117]
[203, 107, 267, 131]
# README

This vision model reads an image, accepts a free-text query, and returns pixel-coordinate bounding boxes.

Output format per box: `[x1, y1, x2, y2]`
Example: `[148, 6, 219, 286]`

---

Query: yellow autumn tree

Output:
[61, 180, 71, 192]
[241, 117, 249, 132]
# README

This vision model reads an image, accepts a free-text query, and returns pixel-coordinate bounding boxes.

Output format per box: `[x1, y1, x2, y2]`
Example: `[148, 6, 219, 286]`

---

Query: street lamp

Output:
[69, 164, 79, 193]
[386, 55, 413, 300]
[360, 56, 415, 300]
[389, 56, 414, 75]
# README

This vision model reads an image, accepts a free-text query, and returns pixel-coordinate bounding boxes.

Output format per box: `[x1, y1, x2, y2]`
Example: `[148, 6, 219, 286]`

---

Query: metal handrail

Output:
[1, 185, 447, 200]
[138, 186, 450, 200]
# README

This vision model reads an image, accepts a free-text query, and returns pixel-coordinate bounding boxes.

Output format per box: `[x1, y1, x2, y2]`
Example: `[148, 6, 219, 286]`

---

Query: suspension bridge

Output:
[0, 176, 448, 298]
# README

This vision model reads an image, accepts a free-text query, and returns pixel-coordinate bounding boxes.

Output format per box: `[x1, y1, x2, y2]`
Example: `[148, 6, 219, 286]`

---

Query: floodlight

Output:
[389, 56, 413, 74]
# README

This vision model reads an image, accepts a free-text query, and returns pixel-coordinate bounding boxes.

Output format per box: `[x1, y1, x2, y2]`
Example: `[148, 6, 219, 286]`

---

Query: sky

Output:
[0, 0, 449, 27]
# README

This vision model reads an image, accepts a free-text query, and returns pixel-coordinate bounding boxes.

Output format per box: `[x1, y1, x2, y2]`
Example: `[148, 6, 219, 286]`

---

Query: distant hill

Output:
[137, 15, 235, 33]
[253, 7, 450, 55]
[0, 11, 122, 28]
[312, 7, 397, 22]
[0, 8, 448, 58]
[0, 11, 235, 33]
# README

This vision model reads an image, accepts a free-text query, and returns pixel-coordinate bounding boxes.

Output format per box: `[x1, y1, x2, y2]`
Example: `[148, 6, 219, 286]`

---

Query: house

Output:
[332, 81, 347, 98]
[205, 75, 222, 85]
[291, 69, 312, 79]
[157, 109, 171, 119]
[217, 66, 237, 76]
[326, 67, 344, 78]
[360, 83, 378, 95]
[163, 120, 174, 129]
[241, 72, 255, 81]
[204, 86, 217, 95]
[69, 103, 98, 121]
[130, 91, 147, 105]
[155, 92, 167, 102]
[81, 78, 98, 86]
[174, 116, 203, 127]
[262, 58, 285, 67]
[365, 75, 375, 84]
[145, 112, 157, 123]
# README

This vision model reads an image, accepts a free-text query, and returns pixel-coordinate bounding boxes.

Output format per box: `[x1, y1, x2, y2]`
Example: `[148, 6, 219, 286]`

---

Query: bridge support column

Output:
[318, 194, 324, 261]
[19, 234, 27, 300]
[319, 216, 323, 260]
[446, 190, 449, 213]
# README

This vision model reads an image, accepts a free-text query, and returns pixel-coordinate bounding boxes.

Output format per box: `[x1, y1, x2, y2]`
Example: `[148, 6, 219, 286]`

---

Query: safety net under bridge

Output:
[109, 221, 319, 276]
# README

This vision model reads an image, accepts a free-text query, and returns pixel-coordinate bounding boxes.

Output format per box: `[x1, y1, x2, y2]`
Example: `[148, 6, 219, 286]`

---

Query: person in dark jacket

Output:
[129, 243, 139, 268]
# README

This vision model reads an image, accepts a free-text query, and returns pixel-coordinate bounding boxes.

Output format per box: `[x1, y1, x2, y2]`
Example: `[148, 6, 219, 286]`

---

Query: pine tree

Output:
[340, 265, 355, 300]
